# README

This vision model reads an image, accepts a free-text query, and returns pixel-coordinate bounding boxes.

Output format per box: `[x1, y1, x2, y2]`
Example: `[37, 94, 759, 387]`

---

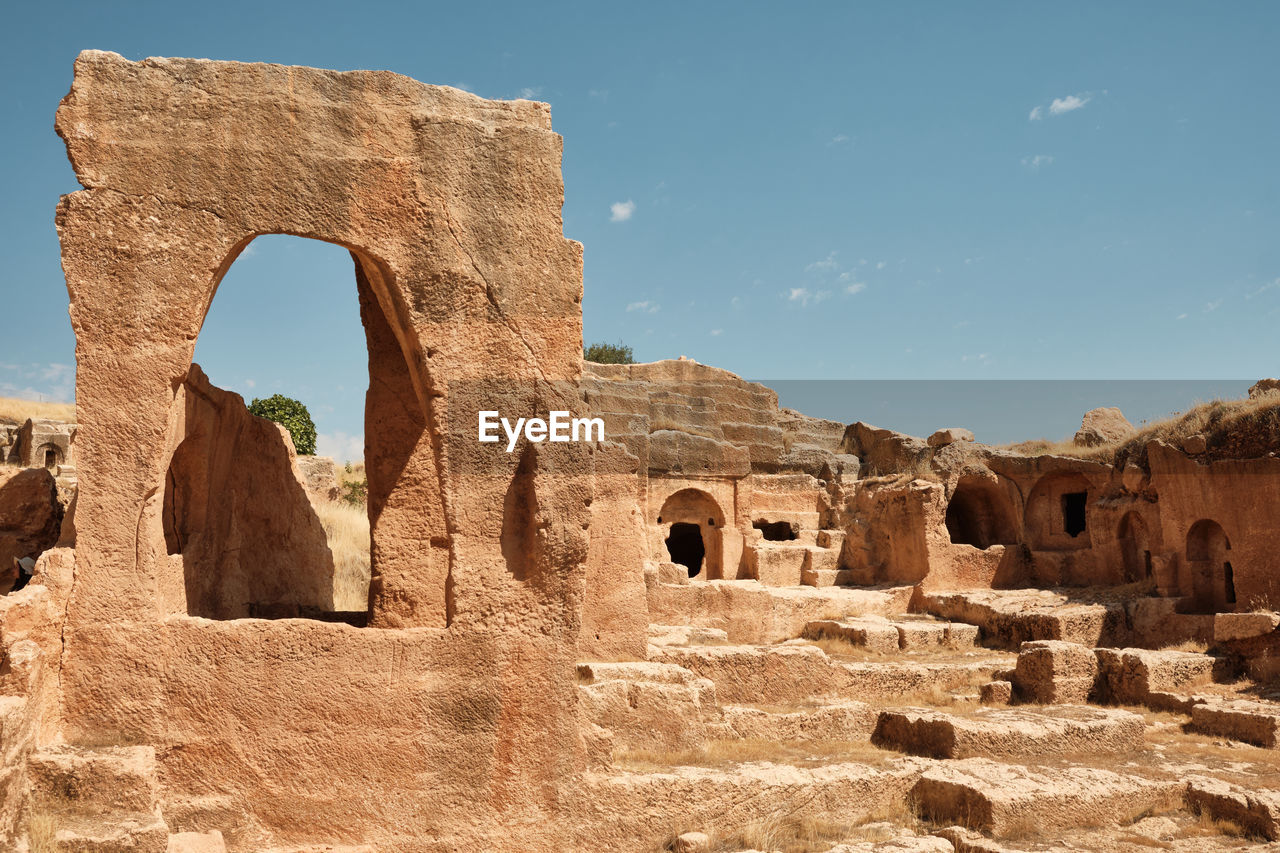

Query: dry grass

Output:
[1178, 811, 1253, 841]
[1158, 638, 1210, 653]
[1113, 393, 1280, 465]
[616, 737, 892, 773]
[27, 811, 56, 853]
[998, 436, 1113, 460]
[1000, 392, 1280, 466]
[314, 499, 371, 611]
[0, 396, 75, 424]
[695, 803, 920, 853]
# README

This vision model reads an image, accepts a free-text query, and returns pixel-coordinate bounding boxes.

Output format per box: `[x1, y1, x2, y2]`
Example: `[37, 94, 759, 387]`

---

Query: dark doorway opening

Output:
[753, 520, 797, 542]
[1224, 562, 1236, 605]
[43, 450, 57, 470]
[666, 523, 705, 576]
[1061, 492, 1087, 538]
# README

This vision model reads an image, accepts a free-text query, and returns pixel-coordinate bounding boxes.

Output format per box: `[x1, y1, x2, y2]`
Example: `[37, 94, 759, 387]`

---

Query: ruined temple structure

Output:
[2, 51, 1280, 852]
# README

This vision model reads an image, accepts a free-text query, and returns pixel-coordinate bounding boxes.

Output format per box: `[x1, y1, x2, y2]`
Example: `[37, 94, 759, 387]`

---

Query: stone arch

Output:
[156, 233, 444, 624]
[35, 443, 63, 470]
[1024, 471, 1093, 551]
[1117, 511, 1152, 582]
[58, 52, 590, 630]
[945, 475, 1019, 549]
[657, 488, 726, 578]
[1186, 519, 1234, 612]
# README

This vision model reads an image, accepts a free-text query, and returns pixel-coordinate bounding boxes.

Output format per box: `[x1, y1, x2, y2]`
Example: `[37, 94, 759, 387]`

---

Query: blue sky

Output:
[1, 2, 1276, 458]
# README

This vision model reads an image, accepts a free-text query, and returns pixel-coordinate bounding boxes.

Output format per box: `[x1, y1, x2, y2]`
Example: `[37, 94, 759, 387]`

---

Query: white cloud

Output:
[788, 288, 831, 307]
[710, 329, 723, 336]
[1205, 299, 1223, 312]
[517, 86, 543, 100]
[244, 378, 256, 389]
[588, 88, 608, 101]
[806, 251, 839, 273]
[1021, 154, 1054, 169]
[1049, 94, 1091, 115]
[610, 200, 635, 222]
[828, 134, 850, 146]
[1030, 93, 1093, 121]
[0, 362, 75, 403]
[730, 296, 742, 307]
[626, 300, 660, 314]
[876, 261, 887, 270]
[1247, 278, 1279, 299]
[845, 282, 867, 295]
[1176, 313, 1188, 320]
[316, 431, 364, 464]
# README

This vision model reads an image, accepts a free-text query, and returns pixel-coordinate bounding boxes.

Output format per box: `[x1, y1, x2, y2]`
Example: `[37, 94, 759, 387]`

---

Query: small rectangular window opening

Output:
[1061, 492, 1087, 538]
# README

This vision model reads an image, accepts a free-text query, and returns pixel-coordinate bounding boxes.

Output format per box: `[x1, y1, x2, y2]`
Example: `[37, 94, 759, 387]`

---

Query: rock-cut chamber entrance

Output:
[657, 488, 726, 579]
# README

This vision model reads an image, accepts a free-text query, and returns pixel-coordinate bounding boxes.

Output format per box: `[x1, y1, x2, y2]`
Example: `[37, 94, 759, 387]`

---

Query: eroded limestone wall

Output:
[54, 50, 596, 849]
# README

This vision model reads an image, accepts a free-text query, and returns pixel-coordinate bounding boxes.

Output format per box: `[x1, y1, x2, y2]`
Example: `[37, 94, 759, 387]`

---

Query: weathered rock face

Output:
[1146, 440, 1280, 610]
[1249, 378, 1280, 399]
[0, 467, 62, 590]
[55, 50, 594, 849]
[14, 419, 76, 471]
[294, 455, 340, 503]
[1073, 406, 1135, 447]
[162, 364, 336, 619]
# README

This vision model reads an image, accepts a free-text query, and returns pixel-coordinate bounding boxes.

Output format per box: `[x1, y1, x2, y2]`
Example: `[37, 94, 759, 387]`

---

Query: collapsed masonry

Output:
[1, 51, 1279, 852]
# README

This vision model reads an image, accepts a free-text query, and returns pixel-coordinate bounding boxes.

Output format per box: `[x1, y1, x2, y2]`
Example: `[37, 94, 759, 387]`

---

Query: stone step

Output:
[803, 617, 980, 652]
[646, 624, 729, 648]
[1191, 699, 1280, 748]
[28, 745, 160, 816]
[652, 643, 1011, 705]
[578, 661, 720, 752]
[167, 831, 228, 853]
[873, 705, 1145, 759]
[722, 700, 877, 743]
[34, 812, 169, 853]
[1095, 647, 1220, 706]
[577, 761, 921, 849]
[1185, 775, 1280, 841]
[815, 529, 845, 551]
[799, 567, 859, 588]
[911, 758, 1183, 837]
[647, 580, 914, 645]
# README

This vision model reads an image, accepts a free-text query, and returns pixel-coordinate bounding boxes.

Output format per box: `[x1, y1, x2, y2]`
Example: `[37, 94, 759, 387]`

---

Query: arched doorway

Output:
[162, 234, 441, 624]
[1186, 519, 1234, 612]
[657, 488, 726, 578]
[1117, 511, 1152, 582]
[945, 476, 1019, 549]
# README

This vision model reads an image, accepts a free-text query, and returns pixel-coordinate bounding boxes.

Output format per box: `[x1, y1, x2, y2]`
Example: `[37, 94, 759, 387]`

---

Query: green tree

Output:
[584, 340, 635, 364]
[248, 394, 318, 455]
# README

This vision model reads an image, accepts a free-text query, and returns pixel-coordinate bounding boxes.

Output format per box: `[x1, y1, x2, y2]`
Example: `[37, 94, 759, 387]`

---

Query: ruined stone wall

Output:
[1147, 441, 1280, 610]
[54, 50, 595, 850]
[161, 363, 335, 619]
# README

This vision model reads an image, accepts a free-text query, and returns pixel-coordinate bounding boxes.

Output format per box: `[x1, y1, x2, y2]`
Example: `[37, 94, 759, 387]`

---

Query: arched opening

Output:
[1024, 472, 1093, 551]
[666, 523, 705, 576]
[161, 234, 440, 624]
[1185, 519, 1233, 612]
[945, 476, 1019, 549]
[656, 488, 726, 579]
[1117, 511, 1152, 582]
[39, 444, 60, 470]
